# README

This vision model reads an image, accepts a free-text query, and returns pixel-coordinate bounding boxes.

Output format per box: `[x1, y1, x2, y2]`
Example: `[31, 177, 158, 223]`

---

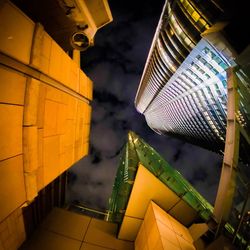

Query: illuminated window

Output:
[168, 3, 195, 50]
[169, 28, 174, 36]
[178, 0, 210, 30]
[157, 40, 177, 72]
[191, 11, 200, 22]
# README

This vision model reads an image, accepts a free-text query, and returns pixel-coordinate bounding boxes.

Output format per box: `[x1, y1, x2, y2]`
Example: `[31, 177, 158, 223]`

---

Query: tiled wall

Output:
[135, 201, 195, 250]
[20, 208, 134, 250]
[0, 2, 93, 249]
[0, 207, 25, 250]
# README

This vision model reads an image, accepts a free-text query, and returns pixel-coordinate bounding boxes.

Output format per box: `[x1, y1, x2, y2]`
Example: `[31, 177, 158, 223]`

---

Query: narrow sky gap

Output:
[67, 0, 222, 210]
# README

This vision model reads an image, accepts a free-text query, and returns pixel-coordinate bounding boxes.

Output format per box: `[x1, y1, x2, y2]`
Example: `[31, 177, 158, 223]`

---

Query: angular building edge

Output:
[107, 131, 248, 248]
[0, 1, 95, 248]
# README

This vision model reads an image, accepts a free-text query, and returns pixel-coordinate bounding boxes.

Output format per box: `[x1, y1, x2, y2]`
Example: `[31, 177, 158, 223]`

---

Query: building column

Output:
[213, 67, 240, 235]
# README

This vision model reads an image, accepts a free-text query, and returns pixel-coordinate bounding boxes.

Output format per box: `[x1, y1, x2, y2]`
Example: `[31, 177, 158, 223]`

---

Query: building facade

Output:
[0, 1, 112, 248]
[24, 131, 245, 249]
[134, 1, 250, 245]
[135, 0, 250, 154]
[107, 132, 249, 249]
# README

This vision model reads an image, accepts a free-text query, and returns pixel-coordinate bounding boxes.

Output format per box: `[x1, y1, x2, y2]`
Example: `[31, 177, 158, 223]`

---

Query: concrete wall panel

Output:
[0, 104, 23, 161]
[0, 67, 26, 105]
[0, 2, 34, 64]
[0, 155, 26, 222]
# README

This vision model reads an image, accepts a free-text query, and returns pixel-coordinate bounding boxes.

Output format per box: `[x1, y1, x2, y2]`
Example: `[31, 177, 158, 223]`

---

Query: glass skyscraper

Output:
[135, 0, 250, 154]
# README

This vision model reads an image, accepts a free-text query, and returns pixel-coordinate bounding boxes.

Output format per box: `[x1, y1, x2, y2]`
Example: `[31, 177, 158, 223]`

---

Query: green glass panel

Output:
[107, 131, 213, 224]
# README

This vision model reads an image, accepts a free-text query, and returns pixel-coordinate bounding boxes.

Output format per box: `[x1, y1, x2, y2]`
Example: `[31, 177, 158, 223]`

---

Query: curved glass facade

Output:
[134, 0, 248, 152]
[135, 0, 223, 113]
[145, 39, 230, 151]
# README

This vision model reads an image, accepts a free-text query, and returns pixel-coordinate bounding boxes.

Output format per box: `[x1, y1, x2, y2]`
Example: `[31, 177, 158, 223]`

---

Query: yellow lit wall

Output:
[135, 201, 195, 250]
[118, 164, 198, 241]
[21, 207, 133, 250]
[0, 2, 92, 249]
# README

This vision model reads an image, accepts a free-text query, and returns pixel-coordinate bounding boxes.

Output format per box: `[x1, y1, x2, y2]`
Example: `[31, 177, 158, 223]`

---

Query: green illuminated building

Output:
[107, 131, 249, 249]
[108, 131, 213, 223]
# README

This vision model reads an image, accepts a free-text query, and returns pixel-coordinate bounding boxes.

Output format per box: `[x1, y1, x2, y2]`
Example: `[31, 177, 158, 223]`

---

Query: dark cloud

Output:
[67, 0, 222, 209]
[192, 168, 208, 183]
[89, 146, 102, 164]
[68, 156, 119, 210]
[173, 148, 182, 162]
[94, 89, 127, 109]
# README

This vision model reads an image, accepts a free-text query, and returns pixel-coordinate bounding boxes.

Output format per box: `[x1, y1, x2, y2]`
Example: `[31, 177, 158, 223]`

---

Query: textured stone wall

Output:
[0, 2, 92, 249]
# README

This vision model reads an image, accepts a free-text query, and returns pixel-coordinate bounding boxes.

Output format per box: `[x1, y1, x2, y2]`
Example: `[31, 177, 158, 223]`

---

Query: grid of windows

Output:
[134, 0, 248, 151]
[135, 0, 223, 114]
[139, 38, 231, 151]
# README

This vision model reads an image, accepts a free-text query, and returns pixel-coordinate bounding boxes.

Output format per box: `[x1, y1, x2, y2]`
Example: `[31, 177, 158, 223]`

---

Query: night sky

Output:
[67, 0, 223, 210]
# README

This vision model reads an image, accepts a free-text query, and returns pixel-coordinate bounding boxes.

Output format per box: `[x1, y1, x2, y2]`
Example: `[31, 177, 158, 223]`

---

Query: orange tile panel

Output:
[146, 221, 160, 250]
[87, 77, 93, 100]
[66, 97, 77, 120]
[0, 155, 26, 222]
[74, 143, 83, 163]
[152, 239, 164, 250]
[79, 70, 88, 97]
[60, 52, 71, 87]
[157, 221, 179, 248]
[41, 208, 90, 241]
[81, 103, 92, 125]
[59, 146, 74, 173]
[59, 120, 75, 151]
[20, 229, 81, 250]
[0, 104, 23, 161]
[82, 143, 89, 157]
[135, 222, 147, 250]
[152, 202, 173, 230]
[176, 235, 196, 250]
[57, 103, 67, 135]
[37, 129, 44, 168]
[82, 124, 90, 145]
[45, 85, 63, 103]
[0, 67, 26, 105]
[36, 166, 44, 192]
[84, 218, 133, 250]
[68, 60, 79, 92]
[43, 135, 60, 186]
[48, 41, 62, 82]
[79, 70, 93, 100]
[161, 238, 181, 250]
[43, 100, 58, 137]
[0, 1, 34, 64]
[80, 243, 110, 250]
[61, 92, 70, 106]
[39, 32, 52, 74]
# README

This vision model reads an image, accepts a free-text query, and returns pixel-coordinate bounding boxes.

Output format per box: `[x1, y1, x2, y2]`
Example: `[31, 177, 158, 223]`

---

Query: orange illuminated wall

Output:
[0, 1, 92, 249]
[21, 207, 134, 250]
[135, 201, 196, 250]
